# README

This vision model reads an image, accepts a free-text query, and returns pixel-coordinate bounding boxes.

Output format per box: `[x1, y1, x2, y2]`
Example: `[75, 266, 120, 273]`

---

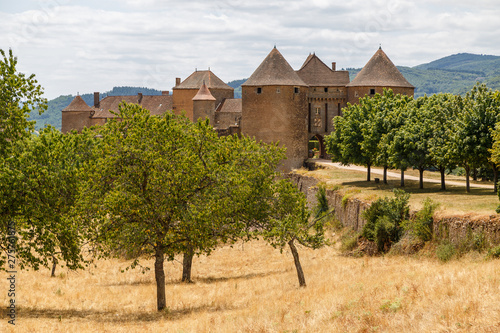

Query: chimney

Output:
[162, 90, 169, 96]
[94, 92, 100, 108]
[138, 92, 143, 104]
[175, 77, 181, 86]
[331, 62, 336, 71]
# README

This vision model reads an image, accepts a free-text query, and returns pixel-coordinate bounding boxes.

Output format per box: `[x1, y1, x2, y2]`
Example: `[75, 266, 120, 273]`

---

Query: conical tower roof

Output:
[347, 48, 414, 88]
[297, 53, 349, 86]
[175, 70, 232, 90]
[62, 95, 93, 112]
[192, 81, 216, 101]
[242, 47, 307, 87]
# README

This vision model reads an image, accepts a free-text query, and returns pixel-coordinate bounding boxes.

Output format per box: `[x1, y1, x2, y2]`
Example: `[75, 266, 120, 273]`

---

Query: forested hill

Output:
[37, 53, 500, 130]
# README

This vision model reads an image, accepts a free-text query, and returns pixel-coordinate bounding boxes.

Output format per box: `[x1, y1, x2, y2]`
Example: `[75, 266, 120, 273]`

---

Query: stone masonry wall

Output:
[289, 173, 500, 246]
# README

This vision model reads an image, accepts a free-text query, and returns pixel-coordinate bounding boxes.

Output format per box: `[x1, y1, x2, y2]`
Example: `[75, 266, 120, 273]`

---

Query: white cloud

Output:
[0, 0, 499, 99]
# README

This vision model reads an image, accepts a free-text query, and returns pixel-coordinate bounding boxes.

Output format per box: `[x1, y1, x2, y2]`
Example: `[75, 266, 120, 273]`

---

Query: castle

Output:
[62, 47, 414, 170]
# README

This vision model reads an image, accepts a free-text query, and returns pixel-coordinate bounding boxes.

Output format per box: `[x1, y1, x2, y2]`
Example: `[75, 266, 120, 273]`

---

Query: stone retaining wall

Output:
[290, 173, 500, 246]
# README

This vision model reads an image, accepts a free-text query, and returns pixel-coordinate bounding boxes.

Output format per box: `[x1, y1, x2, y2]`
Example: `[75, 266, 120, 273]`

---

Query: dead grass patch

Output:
[2, 238, 500, 332]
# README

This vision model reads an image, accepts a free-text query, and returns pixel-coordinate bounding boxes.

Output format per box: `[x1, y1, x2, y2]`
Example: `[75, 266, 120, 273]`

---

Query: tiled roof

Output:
[217, 98, 242, 113]
[62, 95, 93, 112]
[91, 95, 173, 118]
[346, 48, 414, 88]
[242, 47, 308, 87]
[192, 82, 216, 101]
[174, 70, 232, 90]
[296, 53, 350, 86]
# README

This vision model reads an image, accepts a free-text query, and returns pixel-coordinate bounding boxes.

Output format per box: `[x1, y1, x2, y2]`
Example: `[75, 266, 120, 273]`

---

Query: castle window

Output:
[370, 88, 375, 95]
[294, 87, 299, 94]
[256, 87, 262, 94]
[324, 87, 328, 93]
[315, 107, 320, 115]
[276, 88, 280, 94]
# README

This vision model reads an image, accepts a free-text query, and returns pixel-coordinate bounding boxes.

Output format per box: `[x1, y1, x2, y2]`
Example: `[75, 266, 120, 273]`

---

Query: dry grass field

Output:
[299, 165, 499, 216]
[2, 238, 500, 332]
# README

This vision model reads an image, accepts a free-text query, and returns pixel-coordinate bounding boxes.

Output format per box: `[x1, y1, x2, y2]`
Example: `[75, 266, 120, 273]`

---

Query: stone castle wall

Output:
[242, 85, 308, 171]
[346, 86, 414, 105]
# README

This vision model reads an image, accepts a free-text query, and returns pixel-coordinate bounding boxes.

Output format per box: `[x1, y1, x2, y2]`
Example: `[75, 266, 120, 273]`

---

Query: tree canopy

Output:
[77, 103, 286, 310]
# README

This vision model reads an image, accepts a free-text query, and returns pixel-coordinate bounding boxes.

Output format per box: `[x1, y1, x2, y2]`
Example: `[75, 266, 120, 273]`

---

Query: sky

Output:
[1, 0, 500, 99]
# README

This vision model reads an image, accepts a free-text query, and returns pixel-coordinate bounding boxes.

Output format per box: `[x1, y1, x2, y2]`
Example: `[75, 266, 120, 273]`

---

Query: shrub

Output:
[487, 245, 500, 258]
[341, 193, 351, 208]
[402, 198, 439, 242]
[436, 241, 456, 262]
[314, 183, 328, 218]
[361, 189, 410, 252]
[340, 229, 360, 253]
[457, 229, 488, 254]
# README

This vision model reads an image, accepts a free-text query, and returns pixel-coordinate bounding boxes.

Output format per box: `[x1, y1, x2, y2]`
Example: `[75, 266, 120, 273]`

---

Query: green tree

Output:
[425, 93, 458, 191]
[364, 90, 406, 184]
[378, 93, 413, 187]
[0, 127, 96, 272]
[326, 101, 374, 181]
[452, 84, 500, 192]
[260, 179, 328, 287]
[0, 49, 46, 158]
[388, 97, 434, 189]
[78, 103, 284, 311]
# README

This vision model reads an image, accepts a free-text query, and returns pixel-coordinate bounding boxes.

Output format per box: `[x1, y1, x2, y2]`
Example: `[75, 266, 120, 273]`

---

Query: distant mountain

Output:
[227, 79, 247, 99]
[36, 53, 500, 130]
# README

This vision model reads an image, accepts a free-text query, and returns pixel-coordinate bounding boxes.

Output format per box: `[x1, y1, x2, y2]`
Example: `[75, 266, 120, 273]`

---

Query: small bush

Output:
[314, 183, 328, 218]
[361, 189, 410, 252]
[326, 215, 343, 231]
[341, 193, 351, 208]
[436, 241, 456, 262]
[457, 229, 488, 254]
[340, 229, 360, 253]
[402, 198, 439, 242]
[487, 245, 500, 258]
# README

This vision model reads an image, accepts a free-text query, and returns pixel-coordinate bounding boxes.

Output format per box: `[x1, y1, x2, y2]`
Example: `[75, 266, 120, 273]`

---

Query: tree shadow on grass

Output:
[10, 303, 241, 322]
[102, 269, 290, 287]
[341, 179, 496, 197]
[196, 269, 291, 284]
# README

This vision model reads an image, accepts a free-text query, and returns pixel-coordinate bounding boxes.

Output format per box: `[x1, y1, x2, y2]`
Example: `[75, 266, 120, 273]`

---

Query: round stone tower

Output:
[172, 70, 233, 121]
[61, 95, 94, 133]
[241, 47, 309, 171]
[192, 81, 216, 124]
[346, 47, 415, 104]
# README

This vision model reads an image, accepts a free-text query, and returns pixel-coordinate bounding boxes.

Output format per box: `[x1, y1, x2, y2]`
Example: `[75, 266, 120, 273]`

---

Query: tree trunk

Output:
[419, 167, 424, 189]
[181, 248, 194, 283]
[491, 163, 498, 193]
[465, 165, 471, 193]
[439, 167, 446, 191]
[288, 239, 306, 287]
[472, 168, 478, 181]
[400, 168, 405, 187]
[383, 166, 388, 184]
[367, 163, 371, 182]
[51, 255, 57, 278]
[154, 244, 166, 311]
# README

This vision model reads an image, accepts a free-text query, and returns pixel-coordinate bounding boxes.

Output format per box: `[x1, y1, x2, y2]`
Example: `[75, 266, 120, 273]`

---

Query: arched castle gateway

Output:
[62, 47, 414, 171]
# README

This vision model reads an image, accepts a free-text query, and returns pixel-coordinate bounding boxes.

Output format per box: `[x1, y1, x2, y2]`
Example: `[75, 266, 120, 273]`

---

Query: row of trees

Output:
[326, 85, 500, 193]
[0, 50, 329, 311]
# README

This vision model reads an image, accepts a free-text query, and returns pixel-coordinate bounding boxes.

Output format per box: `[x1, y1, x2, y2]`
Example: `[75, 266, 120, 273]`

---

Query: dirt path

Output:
[314, 159, 494, 190]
